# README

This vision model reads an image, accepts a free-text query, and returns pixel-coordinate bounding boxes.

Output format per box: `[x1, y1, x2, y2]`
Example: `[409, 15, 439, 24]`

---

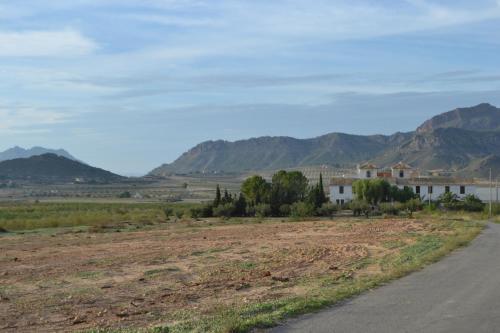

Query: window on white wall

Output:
[366, 171, 371, 178]
[399, 170, 404, 178]
[339, 186, 344, 194]
[460, 186, 465, 194]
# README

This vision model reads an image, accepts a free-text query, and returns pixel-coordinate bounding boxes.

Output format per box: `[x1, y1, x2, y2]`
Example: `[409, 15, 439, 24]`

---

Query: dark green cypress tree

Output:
[214, 184, 221, 207]
[318, 173, 327, 204]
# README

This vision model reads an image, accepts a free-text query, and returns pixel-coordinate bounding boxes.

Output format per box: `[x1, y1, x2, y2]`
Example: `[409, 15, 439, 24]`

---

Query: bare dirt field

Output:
[0, 217, 480, 332]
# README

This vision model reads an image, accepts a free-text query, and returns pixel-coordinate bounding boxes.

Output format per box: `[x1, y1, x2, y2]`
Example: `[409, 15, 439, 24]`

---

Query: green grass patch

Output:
[0, 202, 201, 231]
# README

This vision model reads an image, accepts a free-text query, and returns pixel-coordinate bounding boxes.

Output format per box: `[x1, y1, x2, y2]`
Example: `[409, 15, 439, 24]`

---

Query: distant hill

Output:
[372, 128, 500, 176]
[0, 154, 123, 182]
[0, 146, 77, 162]
[150, 132, 413, 175]
[417, 103, 500, 133]
[149, 103, 500, 178]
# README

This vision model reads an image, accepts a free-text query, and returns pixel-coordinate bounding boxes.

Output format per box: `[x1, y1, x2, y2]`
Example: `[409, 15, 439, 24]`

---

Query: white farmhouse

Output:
[330, 162, 478, 205]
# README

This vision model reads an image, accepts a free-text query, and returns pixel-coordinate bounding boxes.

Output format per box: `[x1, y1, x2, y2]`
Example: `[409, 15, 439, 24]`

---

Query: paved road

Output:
[270, 223, 500, 333]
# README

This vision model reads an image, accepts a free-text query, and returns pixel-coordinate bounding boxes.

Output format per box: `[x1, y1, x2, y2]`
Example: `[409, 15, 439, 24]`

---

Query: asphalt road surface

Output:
[270, 223, 500, 333]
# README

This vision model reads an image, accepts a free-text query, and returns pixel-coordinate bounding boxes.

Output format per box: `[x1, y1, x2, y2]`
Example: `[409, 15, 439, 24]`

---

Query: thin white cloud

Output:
[0, 104, 69, 133]
[0, 29, 97, 57]
[124, 14, 223, 27]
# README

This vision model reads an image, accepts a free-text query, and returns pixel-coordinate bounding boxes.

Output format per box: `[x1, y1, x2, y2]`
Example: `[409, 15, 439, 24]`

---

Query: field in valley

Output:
[0, 202, 484, 333]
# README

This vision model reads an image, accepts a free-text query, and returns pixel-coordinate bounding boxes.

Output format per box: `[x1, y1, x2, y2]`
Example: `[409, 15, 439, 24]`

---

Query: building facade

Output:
[330, 163, 478, 204]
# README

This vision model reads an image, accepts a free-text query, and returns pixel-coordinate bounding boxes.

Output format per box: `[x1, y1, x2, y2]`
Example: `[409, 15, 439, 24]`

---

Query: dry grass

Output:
[0, 216, 483, 333]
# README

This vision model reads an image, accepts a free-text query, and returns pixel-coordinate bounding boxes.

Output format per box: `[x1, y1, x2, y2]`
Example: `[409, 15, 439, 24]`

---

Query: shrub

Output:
[349, 200, 370, 217]
[279, 204, 291, 217]
[379, 202, 401, 216]
[463, 195, 484, 212]
[189, 207, 202, 219]
[200, 204, 214, 218]
[290, 201, 315, 218]
[213, 202, 236, 218]
[403, 198, 422, 217]
[174, 210, 184, 219]
[316, 202, 338, 217]
[254, 203, 272, 218]
[163, 207, 174, 220]
[118, 191, 131, 198]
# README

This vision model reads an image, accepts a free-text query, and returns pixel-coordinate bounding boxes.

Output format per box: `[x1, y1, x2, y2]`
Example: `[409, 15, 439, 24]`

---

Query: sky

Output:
[1, 0, 500, 175]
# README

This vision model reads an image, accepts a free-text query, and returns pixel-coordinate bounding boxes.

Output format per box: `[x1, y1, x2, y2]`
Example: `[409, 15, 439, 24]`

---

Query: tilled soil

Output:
[0, 218, 428, 332]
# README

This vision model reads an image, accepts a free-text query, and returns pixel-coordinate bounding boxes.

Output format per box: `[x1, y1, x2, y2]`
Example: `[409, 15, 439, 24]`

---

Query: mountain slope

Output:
[150, 103, 500, 177]
[150, 132, 413, 175]
[0, 154, 123, 182]
[417, 103, 500, 133]
[0, 146, 77, 162]
[373, 128, 500, 172]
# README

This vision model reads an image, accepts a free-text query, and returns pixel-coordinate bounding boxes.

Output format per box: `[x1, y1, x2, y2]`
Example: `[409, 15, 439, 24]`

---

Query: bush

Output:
[290, 201, 315, 218]
[279, 204, 291, 216]
[254, 203, 272, 218]
[349, 200, 370, 217]
[163, 207, 174, 220]
[189, 207, 201, 219]
[118, 191, 131, 198]
[463, 195, 484, 212]
[174, 210, 184, 219]
[317, 202, 338, 217]
[403, 198, 422, 217]
[379, 202, 401, 216]
[213, 202, 236, 218]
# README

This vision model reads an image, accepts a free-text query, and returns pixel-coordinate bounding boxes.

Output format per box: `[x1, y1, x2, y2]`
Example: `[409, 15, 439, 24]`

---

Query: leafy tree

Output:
[390, 185, 418, 203]
[241, 175, 271, 206]
[353, 179, 390, 205]
[270, 170, 309, 214]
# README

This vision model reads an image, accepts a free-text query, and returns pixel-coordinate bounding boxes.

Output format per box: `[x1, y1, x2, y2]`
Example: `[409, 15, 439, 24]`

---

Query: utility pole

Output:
[496, 178, 498, 203]
[489, 168, 493, 219]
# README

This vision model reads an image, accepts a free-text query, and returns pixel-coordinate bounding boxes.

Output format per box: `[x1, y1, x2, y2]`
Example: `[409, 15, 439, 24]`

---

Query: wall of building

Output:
[329, 184, 478, 203]
[330, 185, 353, 204]
[476, 186, 500, 202]
[358, 168, 377, 179]
[412, 185, 476, 201]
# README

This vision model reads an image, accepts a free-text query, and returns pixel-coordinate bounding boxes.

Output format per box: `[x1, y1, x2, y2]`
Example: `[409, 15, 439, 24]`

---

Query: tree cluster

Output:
[352, 179, 418, 205]
[195, 171, 330, 218]
[437, 192, 484, 212]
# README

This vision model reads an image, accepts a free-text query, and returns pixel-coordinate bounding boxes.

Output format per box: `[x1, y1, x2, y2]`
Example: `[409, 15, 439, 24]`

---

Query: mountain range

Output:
[0, 154, 123, 183]
[0, 146, 77, 162]
[150, 103, 500, 178]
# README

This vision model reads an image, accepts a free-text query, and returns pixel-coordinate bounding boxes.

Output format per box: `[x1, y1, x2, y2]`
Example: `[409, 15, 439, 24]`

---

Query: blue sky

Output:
[1, 0, 500, 175]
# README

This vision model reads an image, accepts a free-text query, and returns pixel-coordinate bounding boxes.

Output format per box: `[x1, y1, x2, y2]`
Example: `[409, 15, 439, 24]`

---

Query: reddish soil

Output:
[0, 218, 428, 332]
